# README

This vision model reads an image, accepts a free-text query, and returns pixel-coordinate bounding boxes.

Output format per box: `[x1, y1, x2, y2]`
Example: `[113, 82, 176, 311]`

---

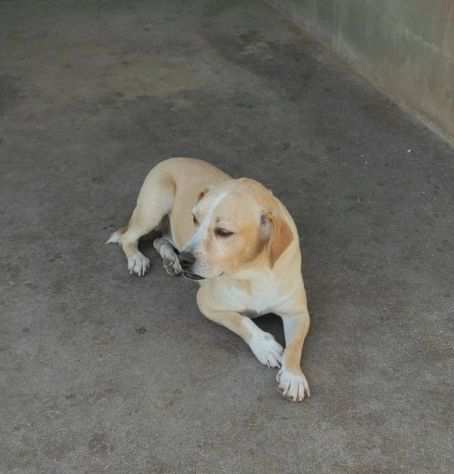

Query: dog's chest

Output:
[219, 277, 282, 316]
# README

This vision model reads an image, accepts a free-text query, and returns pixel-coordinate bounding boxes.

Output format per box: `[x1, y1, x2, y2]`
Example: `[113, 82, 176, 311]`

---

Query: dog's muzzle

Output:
[179, 251, 205, 281]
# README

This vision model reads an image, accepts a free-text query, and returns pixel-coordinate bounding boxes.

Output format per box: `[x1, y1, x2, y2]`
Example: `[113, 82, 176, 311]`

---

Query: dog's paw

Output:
[276, 367, 310, 402]
[127, 253, 150, 277]
[162, 257, 182, 276]
[249, 332, 283, 368]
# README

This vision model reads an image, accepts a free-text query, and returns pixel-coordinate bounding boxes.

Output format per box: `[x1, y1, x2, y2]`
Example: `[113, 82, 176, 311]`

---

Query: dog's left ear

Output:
[260, 211, 293, 267]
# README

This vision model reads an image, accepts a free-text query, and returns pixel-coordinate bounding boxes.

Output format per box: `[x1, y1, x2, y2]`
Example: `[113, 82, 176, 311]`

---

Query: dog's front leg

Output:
[197, 288, 283, 368]
[277, 294, 311, 402]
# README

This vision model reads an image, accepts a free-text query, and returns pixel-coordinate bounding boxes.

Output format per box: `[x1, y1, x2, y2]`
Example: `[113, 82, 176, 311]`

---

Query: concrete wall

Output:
[266, 0, 454, 144]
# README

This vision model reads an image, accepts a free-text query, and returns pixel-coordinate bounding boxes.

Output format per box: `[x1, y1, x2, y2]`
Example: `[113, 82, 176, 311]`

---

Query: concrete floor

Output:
[1, 1, 453, 473]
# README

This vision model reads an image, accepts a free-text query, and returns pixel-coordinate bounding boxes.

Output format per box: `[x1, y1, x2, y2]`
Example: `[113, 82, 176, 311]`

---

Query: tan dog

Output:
[107, 158, 311, 401]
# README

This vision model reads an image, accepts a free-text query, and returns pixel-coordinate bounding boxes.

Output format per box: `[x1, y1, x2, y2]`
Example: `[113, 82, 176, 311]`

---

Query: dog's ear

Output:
[260, 211, 293, 267]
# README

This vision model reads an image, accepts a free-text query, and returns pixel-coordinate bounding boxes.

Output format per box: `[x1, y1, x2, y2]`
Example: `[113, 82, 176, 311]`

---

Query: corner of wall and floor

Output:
[265, 0, 454, 147]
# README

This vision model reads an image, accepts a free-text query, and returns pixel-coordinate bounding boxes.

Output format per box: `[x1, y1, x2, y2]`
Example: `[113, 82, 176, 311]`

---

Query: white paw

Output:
[249, 332, 283, 368]
[163, 257, 182, 276]
[276, 367, 310, 402]
[127, 253, 150, 277]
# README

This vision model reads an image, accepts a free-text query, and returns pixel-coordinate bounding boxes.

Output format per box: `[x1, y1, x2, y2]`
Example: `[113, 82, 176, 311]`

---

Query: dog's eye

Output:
[193, 215, 199, 226]
[214, 228, 234, 238]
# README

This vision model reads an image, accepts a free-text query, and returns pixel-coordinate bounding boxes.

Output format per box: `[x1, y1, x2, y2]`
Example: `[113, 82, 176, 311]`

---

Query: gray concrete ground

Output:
[1, 1, 453, 473]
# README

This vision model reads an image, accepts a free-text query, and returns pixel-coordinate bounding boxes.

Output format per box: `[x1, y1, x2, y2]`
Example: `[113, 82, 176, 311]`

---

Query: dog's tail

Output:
[106, 226, 127, 245]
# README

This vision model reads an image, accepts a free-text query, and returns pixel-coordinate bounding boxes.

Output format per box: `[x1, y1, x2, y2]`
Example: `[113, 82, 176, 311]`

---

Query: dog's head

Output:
[180, 178, 293, 280]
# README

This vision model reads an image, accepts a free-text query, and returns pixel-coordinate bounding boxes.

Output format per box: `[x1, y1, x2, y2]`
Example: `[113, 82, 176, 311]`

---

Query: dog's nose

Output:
[179, 251, 196, 270]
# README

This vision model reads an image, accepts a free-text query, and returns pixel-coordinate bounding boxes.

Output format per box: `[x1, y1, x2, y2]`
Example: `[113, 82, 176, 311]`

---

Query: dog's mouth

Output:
[173, 245, 205, 280]
[182, 271, 205, 281]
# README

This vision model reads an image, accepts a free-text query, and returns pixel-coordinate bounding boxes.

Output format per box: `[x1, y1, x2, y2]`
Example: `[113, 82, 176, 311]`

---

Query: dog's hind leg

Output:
[107, 170, 175, 277]
[153, 237, 182, 276]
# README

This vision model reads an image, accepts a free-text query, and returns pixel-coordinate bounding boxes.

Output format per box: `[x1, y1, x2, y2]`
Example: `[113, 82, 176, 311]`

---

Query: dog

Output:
[107, 158, 311, 401]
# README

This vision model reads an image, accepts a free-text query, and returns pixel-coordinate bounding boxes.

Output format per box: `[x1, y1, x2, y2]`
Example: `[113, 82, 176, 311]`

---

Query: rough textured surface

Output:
[266, 0, 454, 145]
[1, 1, 453, 473]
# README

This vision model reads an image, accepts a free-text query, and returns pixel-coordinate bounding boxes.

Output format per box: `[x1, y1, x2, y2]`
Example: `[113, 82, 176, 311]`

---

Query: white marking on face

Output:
[184, 191, 228, 252]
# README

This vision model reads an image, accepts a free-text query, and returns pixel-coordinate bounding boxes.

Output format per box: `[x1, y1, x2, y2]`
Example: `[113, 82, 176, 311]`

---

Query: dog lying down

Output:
[107, 158, 311, 402]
